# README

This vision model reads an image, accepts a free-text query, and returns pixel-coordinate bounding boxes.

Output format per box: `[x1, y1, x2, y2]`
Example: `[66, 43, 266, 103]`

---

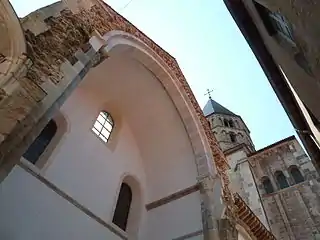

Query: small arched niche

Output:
[112, 175, 142, 238]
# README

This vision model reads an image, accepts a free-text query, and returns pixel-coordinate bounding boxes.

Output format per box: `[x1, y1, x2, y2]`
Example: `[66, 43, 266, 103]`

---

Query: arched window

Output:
[92, 111, 114, 143]
[223, 119, 229, 127]
[290, 166, 304, 184]
[23, 120, 57, 164]
[230, 132, 236, 143]
[112, 183, 132, 231]
[275, 171, 289, 189]
[229, 120, 234, 128]
[235, 120, 239, 128]
[262, 177, 274, 194]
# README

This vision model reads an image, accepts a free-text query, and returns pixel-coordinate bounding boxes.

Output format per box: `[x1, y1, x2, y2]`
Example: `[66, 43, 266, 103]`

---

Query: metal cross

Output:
[204, 88, 213, 99]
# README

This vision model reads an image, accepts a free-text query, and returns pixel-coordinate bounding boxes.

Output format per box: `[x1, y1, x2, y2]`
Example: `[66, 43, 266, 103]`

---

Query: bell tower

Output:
[203, 92, 255, 153]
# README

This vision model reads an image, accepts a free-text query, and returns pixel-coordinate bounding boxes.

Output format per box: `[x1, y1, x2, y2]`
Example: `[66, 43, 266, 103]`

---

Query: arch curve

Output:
[99, 30, 216, 177]
[0, 1, 26, 86]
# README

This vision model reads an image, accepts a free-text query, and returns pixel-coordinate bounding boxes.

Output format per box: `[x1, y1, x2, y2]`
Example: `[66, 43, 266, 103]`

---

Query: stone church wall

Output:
[249, 138, 320, 240]
[262, 179, 320, 240]
[227, 149, 269, 229]
[208, 113, 253, 152]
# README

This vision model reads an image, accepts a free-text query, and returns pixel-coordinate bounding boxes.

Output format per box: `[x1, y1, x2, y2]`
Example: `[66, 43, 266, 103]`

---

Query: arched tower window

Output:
[23, 120, 57, 164]
[92, 111, 114, 143]
[289, 166, 304, 184]
[275, 171, 289, 189]
[223, 119, 229, 127]
[230, 132, 236, 143]
[262, 177, 274, 194]
[235, 120, 239, 128]
[112, 183, 132, 231]
[229, 120, 234, 128]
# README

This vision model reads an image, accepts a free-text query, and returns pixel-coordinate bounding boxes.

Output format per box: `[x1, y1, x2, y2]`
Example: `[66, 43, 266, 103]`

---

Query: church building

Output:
[203, 96, 320, 240]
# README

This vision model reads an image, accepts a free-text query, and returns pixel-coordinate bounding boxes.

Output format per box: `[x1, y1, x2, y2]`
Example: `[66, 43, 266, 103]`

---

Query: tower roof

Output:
[203, 98, 236, 117]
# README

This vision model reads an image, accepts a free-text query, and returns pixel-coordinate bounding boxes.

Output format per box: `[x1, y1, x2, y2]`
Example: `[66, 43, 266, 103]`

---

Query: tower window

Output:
[230, 132, 236, 143]
[92, 111, 114, 143]
[262, 177, 274, 194]
[275, 171, 289, 189]
[289, 166, 304, 184]
[112, 183, 132, 231]
[223, 119, 229, 127]
[228, 120, 234, 128]
[23, 120, 57, 164]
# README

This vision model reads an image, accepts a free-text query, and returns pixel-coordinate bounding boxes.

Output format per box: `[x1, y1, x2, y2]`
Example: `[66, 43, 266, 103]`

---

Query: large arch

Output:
[99, 30, 215, 177]
[30, 38, 206, 239]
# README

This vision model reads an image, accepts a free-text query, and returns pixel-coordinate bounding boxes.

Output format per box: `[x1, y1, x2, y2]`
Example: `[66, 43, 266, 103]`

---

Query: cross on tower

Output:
[204, 88, 213, 99]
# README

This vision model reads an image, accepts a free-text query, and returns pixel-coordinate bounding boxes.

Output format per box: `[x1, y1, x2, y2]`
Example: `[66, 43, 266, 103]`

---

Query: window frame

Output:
[289, 166, 304, 184]
[275, 171, 290, 189]
[261, 177, 274, 194]
[112, 183, 133, 231]
[23, 119, 58, 165]
[92, 111, 114, 143]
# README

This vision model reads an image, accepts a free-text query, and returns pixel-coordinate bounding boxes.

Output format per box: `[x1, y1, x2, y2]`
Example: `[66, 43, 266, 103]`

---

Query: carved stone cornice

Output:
[249, 140, 293, 165]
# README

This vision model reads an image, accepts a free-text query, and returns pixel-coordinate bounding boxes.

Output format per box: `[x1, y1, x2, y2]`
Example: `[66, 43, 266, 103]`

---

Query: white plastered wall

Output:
[0, 55, 202, 240]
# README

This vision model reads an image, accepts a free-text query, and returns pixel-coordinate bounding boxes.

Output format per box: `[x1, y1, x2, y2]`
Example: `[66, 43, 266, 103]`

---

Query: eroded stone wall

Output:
[250, 138, 320, 239]
[255, 0, 320, 78]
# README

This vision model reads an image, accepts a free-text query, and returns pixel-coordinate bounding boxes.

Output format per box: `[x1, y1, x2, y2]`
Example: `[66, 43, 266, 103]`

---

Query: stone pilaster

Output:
[218, 219, 238, 240]
[199, 174, 227, 240]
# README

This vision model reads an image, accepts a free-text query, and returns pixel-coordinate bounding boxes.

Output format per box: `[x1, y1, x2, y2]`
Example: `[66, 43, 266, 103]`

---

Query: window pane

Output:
[106, 117, 113, 125]
[99, 135, 108, 143]
[92, 111, 114, 143]
[101, 112, 108, 119]
[94, 121, 103, 132]
[276, 172, 289, 189]
[97, 114, 106, 124]
[263, 178, 274, 194]
[104, 122, 113, 131]
[101, 128, 110, 139]
[291, 168, 304, 184]
[92, 127, 100, 135]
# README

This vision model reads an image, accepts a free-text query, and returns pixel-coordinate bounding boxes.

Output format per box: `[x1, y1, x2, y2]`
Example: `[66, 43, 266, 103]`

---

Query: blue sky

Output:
[10, 0, 296, 150]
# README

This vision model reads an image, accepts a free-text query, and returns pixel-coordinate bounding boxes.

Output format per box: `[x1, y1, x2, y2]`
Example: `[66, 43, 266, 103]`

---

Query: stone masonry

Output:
[249, 137, 320, 240]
